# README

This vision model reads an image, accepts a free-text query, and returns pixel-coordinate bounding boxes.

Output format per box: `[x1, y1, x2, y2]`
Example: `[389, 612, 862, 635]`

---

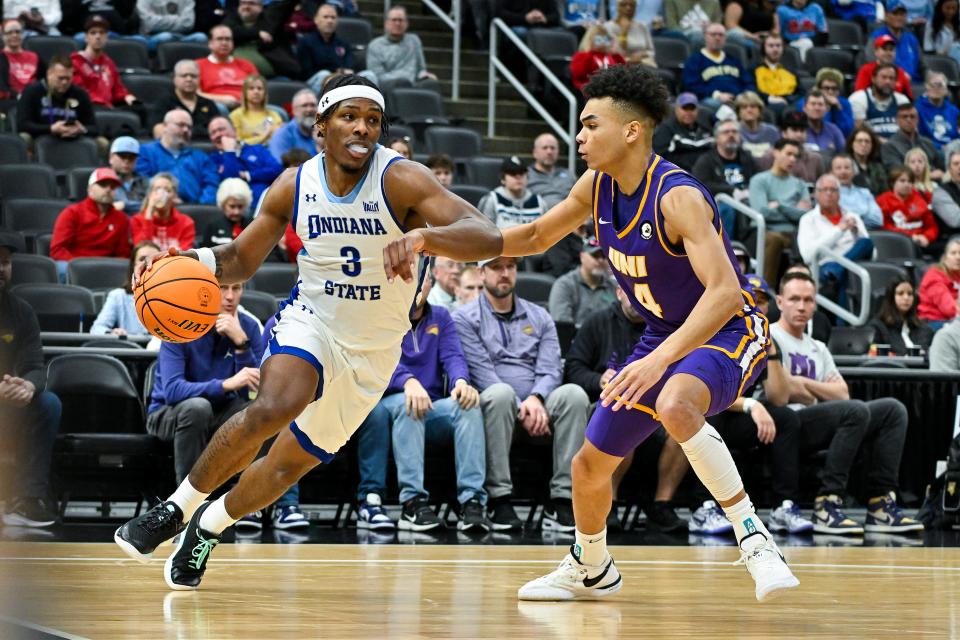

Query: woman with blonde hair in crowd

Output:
[735, 91, 779, 159]
[919, 235, 960, 329]
[605, 0, 656, 66]
[90, 241, 161, 336]
[905, 147, 937, 201]
[229, 74, 282, 145]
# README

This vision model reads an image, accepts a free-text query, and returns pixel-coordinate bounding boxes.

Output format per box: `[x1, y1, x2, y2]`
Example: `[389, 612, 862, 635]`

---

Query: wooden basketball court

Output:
[1, 542, 958, 638]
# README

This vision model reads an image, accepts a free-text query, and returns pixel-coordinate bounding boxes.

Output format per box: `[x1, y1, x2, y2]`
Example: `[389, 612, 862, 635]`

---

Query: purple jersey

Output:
[591, 154, 760, 336]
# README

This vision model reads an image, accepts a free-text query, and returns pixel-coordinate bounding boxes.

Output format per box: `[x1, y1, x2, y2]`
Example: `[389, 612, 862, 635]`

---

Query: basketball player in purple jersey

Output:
[500, 66, 798, 601]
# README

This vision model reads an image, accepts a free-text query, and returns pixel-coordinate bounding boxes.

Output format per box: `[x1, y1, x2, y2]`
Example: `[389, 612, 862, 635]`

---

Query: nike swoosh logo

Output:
[598, 218, 612, 225]
[587, 536, 604, 543]
[582, 559, 612, 588]
[708, 434, 724, 444]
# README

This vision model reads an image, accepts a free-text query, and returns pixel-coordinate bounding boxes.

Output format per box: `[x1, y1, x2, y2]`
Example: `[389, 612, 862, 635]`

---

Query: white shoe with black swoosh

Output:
[517, 547, 622, 601]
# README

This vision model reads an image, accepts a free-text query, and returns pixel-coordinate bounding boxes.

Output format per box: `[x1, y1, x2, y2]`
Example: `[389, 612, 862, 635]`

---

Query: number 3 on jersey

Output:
[633, 283, 663, 318]
[341, 246, 361, 277]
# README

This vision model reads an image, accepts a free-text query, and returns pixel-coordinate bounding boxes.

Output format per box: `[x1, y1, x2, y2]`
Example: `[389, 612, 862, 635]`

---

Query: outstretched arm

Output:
[500, 170, 595, 257]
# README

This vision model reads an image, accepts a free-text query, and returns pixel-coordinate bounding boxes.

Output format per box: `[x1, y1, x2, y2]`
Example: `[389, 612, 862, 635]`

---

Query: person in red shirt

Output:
[130, 172, 196, 251]
[570, 24, 626, 92]
[70, 16, 138, 109]
[854, 35, 914, 100]
[877, 166, 939, 255]
[50, 168, 131, 276]
[196, 24, 258, 110]
[918, 237, 960, 328]
[1, 18, 42, 96]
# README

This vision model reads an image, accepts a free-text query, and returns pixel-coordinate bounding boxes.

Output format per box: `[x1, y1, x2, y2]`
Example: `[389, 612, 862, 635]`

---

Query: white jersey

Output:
[291, 146, 424, 351]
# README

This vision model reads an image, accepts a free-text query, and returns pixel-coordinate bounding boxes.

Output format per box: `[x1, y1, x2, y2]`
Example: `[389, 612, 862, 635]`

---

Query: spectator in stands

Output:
[548, 235, 616, 326]
[847, 123, 889, 194]
[224, 0, 299, 79]
[366, 6, 438, 92]
[299, 4, 365, 93]
[387, 136, 412, 159]
[776, 0, 826, 62]
[930, 318, 960, 370]
[780, 261, 833, 343]
[131, 173, 196, 251]
[426, 256, 464, 310]
[849, 63, 911, 140]
[796, 68, 853, 138]
[652, 92, 713, 171]
[50, 168, 131, 272]
[722, 0, 776, 46]
[372, 275, 489, 532]
[933, 150, 960, 235]
[563, 285, 690, 532]
[919, 236, 960, 329]
[830, 0, 875, 31]
[868, 278, 934, 356]
[752, 33, 799, 113]
[925, 0, 959, 58]
[17, 56, 98, 150]
[494, 0, 560, 40]
[570, 24, 626, 92]
[803, 91, 846, 158]
[881, 104, 944, 175]
[831, 153, 884, 229]
[877, 166, 939, 255]
[527, 133, 576, 209]
[202, 178, 252, 248]
[605, 0, 656, 66]
[478, 156, 548, 229]
[735, 90, 779, 160]
[692, 117, 756, 238]
[209, 115, 282, 206]
[91, 240, 159, 336]
[0, 231, 61, 528]
[268, 88, 318, 162]
[797, 174, 873, 303]
[147, 281, 264, 484]
[109, 136, 148, 214]
[137, 0, 208, 53]
[771, 272, 921, 535]
[150, 60, 218, 140]
[854, 34, 915, 100]
[2, 18, 42, 96]
[426, 154, 454, 188]
[351, 406, 396, 532]
[757, 110, 825, 183]
[455, 265, 482, 307]
[228, 75, 281, 145]
[542, 218, 590, 278]
[4, 0, 61, 36]
[197, 24, 258, 110]
[664, 0, 721, 49]
[870, 0, 922, 80]
[138, 109, 219, 205]
[906, 147, 938, 200]
[454, 256, 590, 532]
[917, 71, 959, 150]
[749, 139, 810, 284]
[71, 16, 139, 111]
[681, 23, 750, 108]
[559, 0, 603, 40]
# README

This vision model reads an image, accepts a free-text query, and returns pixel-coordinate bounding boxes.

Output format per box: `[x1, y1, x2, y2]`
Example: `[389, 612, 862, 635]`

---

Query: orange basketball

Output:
[135, 255, 221, 343]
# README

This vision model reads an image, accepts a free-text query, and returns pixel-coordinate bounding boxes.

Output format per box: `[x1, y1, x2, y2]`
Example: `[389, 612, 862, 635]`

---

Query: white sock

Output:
[724, 494, 771, 547]
[168, 478, 209, 524]
[198, 495, 238, 535]
[573, 527, 607, 567]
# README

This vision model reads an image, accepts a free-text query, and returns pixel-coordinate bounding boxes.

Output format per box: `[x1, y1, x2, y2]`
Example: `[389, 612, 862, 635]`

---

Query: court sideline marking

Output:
[0, 615, 91, 640]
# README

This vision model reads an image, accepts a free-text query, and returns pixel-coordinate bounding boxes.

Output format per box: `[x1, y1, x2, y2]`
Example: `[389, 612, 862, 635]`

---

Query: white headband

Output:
[318, 85, 385, 113]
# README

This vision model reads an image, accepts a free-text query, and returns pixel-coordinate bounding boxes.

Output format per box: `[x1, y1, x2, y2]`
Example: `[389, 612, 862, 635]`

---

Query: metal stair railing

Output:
[384, 0, 461, 100]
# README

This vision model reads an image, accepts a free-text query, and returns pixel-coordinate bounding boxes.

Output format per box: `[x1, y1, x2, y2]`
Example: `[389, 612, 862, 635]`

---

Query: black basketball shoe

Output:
[115, 501, 186, 563]
[164, 501, 220, 591]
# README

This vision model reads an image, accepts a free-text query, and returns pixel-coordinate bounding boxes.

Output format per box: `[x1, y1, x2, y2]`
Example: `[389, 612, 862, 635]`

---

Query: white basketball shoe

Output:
[518, 547, 622, 601]
[736, 533, 800, 601]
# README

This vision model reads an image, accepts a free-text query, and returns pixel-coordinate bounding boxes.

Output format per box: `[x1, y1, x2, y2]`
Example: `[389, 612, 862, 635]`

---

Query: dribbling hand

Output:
[600, 355, 668, 412]
[132, 247, 182, 289]
[383, 230, 426, 284]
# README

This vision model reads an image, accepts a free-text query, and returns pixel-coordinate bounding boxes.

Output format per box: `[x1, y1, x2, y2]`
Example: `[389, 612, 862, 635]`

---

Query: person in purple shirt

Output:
[453, 255, 590, 533]
[803, 91, 846, 158]
[368, 274, 489, 533]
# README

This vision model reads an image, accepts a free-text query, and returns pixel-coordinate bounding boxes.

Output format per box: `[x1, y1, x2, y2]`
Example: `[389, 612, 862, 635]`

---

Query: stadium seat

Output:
[526, 27, 578, 91]
[123, 74, 174, 105]
[923, 55, 960, 84]
[248, 263, 299, 296]
[0, 133, 28, 164]
[178, 205, 223, 240]
[826, 19, 864, 50]
[462, 156, 503, 189]
[156, 41, 209, 72]
[267, 79, 309, 109]
[870, 230, 917, 261]
[515, 272, 555, 307]
[23, 35, 79, 64]
[806, 49, 855, 79]
[4, 198, 69, 238]
[848, 262, 910, 317]
[424, 126, 483, 161]
[10, 254, 58, 286]
[81, 338, 144, 349]
[65, 166, 98, 201]
[382, 123, 414, 146]
[241, 289, 280, 324]
[391, 88, 451, 143]
[94, 109, 142, 139]
[653, 37, 690, 72]
[449, 184, 489, 207]
[0, 165, 58, 200]
[780, 46, 804, 77]
[34, 232, 53, 256]
[104, 39, 150, 74]
[337, 17, 374, 49]
[67, 257, 128, 292]
[827, 325, 876, 355]
[723, 42, 749, 67]
[11, 283, 96, 331]
[35, 136, 100, 173]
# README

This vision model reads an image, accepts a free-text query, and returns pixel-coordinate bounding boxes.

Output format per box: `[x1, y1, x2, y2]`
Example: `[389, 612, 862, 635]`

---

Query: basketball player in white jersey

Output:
[114, 75, 503, 590]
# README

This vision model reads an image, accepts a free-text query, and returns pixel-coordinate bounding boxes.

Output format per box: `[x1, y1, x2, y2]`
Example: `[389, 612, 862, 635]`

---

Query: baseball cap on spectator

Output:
[781, 110, 808, 130]
[887, 0, 907, 13]
[677, 92, 698, 108]
[0, 231, 24, 253]
[110, 136, 140, 156]
[874, 34, 896, 48]
[745, 273, 774, 300]
[581, 234, 604, 257]
[500, 156, 526, 175]
[84, 15, 110, 32]
[88, 167, 122, 187]
[478, 256, 522, 268]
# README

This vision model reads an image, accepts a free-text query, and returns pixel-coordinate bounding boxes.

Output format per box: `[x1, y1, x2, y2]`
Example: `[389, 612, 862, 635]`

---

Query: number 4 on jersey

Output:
[633, 283, 663, 318]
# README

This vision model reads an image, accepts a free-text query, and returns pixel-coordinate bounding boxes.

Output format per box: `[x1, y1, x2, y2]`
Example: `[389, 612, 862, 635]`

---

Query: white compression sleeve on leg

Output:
[678, 422, 744, 502]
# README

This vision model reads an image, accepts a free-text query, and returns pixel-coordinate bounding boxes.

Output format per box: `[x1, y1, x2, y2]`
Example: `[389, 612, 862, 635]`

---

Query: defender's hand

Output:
[383, 230, 425, 284]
